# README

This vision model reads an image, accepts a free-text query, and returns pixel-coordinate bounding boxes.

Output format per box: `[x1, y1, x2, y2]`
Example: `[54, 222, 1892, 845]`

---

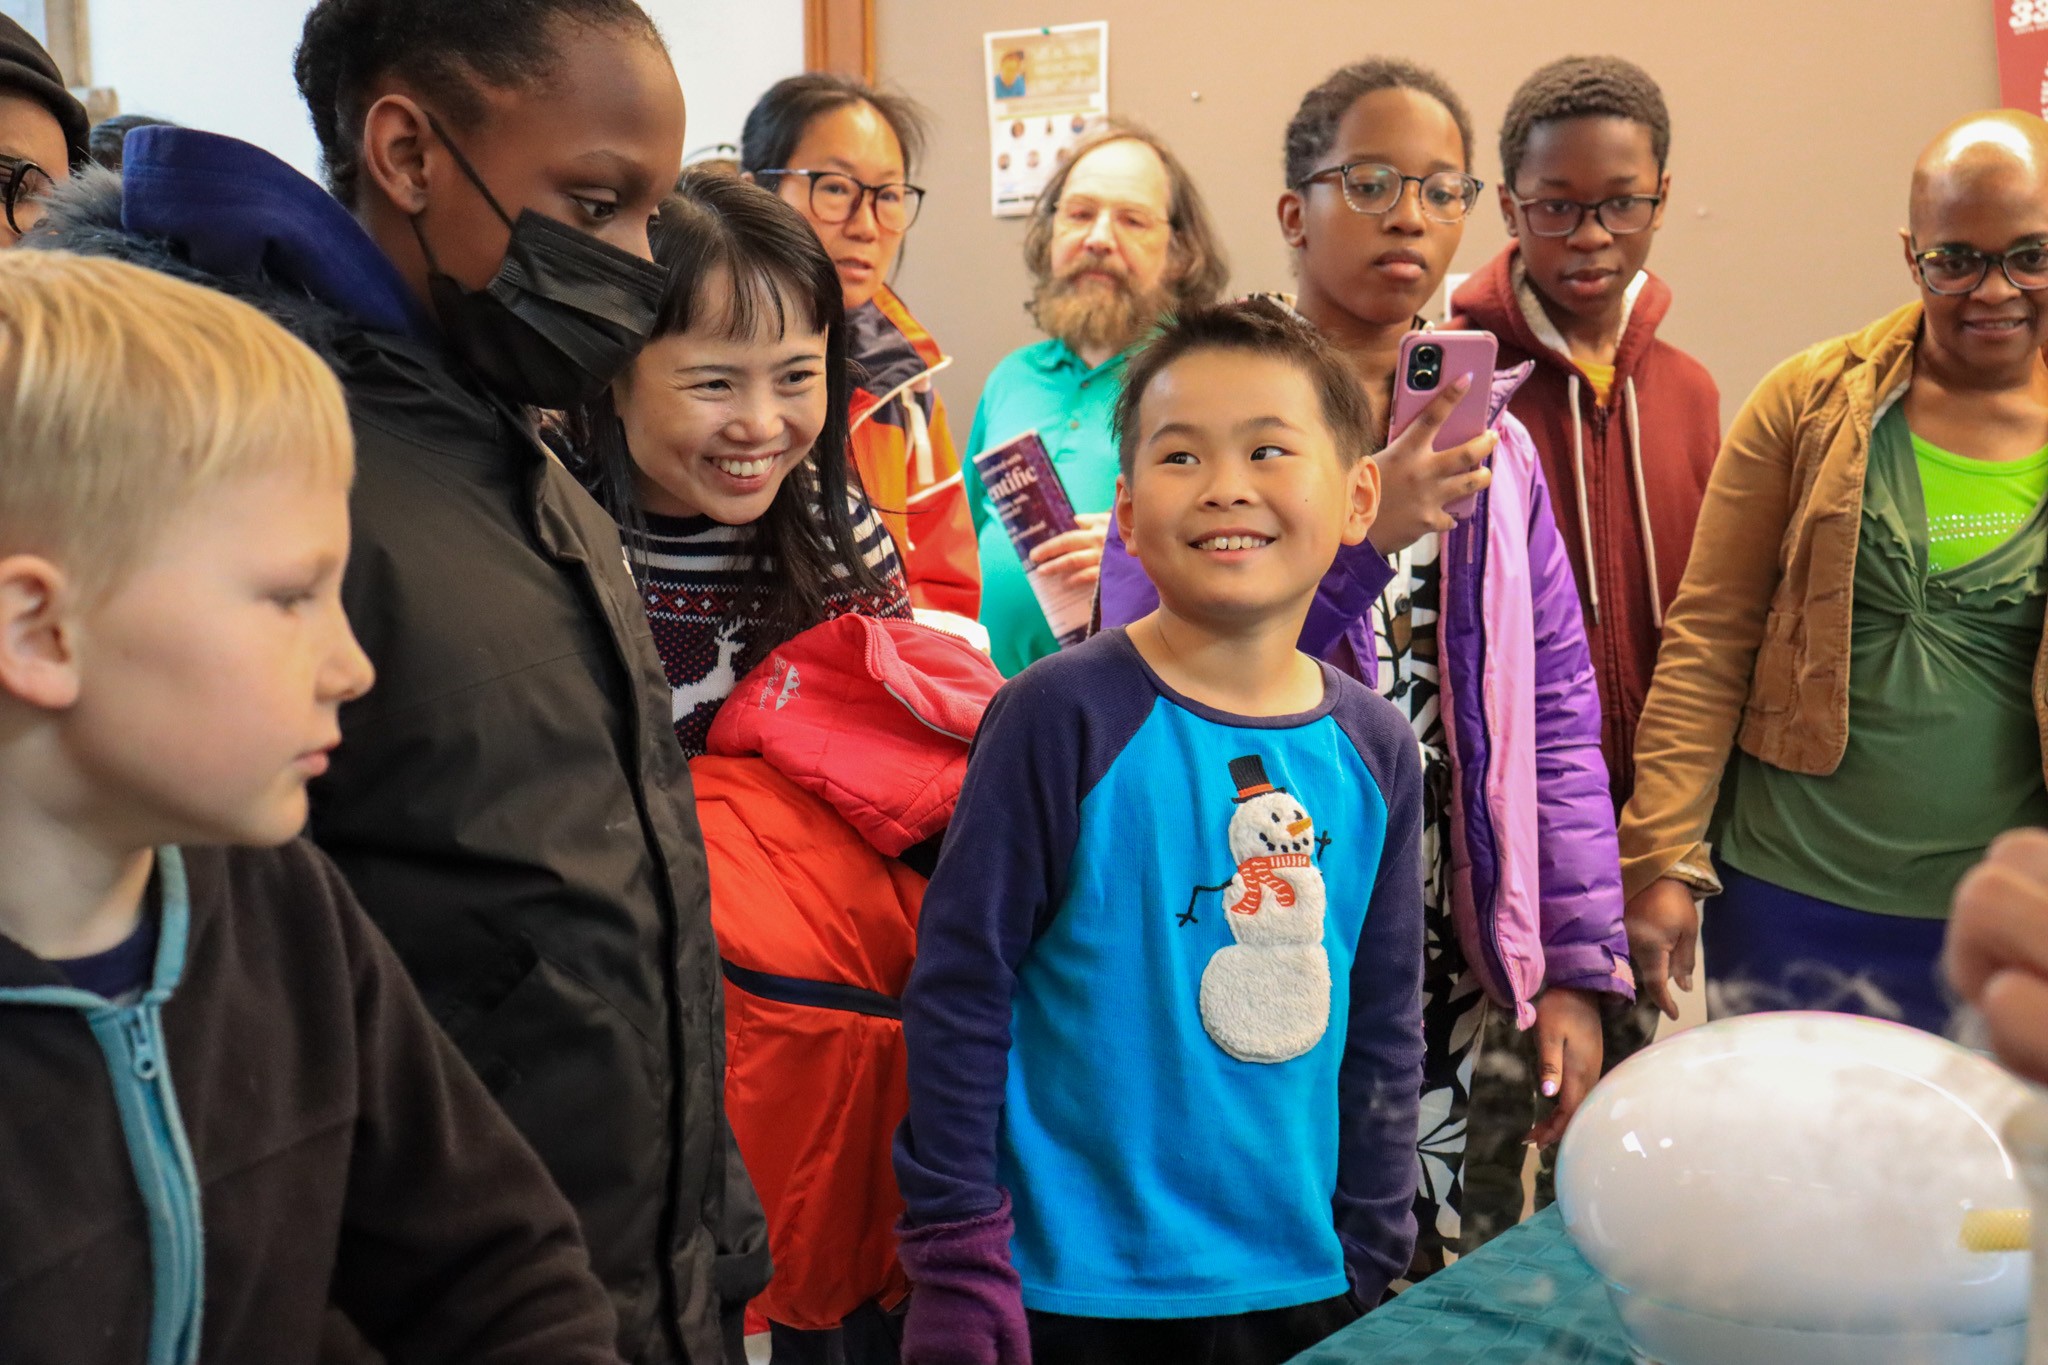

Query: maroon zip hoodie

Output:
[1452, 242, 1720, 808]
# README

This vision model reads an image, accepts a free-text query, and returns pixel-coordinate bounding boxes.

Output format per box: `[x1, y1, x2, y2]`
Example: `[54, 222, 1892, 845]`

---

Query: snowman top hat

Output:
[1229, 755, 1286, 803]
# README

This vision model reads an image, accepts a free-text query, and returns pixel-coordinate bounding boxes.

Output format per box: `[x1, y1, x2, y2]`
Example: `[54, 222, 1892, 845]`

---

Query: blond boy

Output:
[0, 252, 621, 1364]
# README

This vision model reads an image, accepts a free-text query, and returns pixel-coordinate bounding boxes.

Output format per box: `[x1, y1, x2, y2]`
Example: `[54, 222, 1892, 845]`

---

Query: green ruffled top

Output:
[1716, 401, 2048, 917]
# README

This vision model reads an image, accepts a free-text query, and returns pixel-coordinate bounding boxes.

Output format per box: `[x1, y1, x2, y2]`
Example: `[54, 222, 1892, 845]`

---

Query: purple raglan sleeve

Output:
[894, 636, 1154, 1223]
[1331, 684, 1427, 1305]
[1097, 521, 1398, 665]
[892, 638, 1154, 1364]
[1517, 434, 1633, 999]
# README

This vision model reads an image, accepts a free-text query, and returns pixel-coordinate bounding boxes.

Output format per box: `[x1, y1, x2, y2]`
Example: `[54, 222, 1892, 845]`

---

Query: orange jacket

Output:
[849, 286, 981, 621]
[691, 617, 1003, 1330]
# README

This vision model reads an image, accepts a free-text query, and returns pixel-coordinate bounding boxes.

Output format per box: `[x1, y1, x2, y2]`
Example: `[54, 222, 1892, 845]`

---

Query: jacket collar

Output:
[120, 126, 430, 342]
[1453, 241, 1673, 385]
[1837, 301, 1923, 424]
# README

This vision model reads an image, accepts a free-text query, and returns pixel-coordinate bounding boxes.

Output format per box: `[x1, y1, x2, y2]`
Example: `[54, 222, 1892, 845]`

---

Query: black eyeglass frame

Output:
[1294, 161, 1485, 224]
[1508, 191, 1665, 239]
[754, 168, 927, 232]
[1910, 240, 2048, 296]
[0, 155, 53, 236]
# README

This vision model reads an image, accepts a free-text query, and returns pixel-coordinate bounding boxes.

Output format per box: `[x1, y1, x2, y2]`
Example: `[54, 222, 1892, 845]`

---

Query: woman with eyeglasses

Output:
[741, 75, 982, 642]
[1621, 110, 2048, 1043]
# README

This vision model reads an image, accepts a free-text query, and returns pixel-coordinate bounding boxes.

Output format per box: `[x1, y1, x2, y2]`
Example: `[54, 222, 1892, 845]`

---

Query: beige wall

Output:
[877, 0, 1997, 431]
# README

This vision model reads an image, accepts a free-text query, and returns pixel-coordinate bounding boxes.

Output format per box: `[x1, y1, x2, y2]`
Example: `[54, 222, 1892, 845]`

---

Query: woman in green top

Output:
[1620, 111, 2048, 1033]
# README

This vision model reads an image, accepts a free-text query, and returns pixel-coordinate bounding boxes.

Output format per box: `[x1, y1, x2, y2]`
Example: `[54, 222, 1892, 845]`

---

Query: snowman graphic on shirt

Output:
[1190, 754, 1333, 1064]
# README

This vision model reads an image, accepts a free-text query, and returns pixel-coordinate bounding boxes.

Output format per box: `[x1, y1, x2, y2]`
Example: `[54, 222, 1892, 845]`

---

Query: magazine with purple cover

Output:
[971, 430, 1091, 646]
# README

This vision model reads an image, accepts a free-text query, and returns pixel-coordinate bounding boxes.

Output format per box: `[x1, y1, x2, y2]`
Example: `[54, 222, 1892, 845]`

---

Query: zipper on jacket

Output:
[91, 999, 207, 1365]
[0, 848, 207, 1365]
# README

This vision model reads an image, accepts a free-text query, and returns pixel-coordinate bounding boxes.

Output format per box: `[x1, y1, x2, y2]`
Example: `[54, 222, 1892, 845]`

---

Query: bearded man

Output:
[963, 124, 1228, 674]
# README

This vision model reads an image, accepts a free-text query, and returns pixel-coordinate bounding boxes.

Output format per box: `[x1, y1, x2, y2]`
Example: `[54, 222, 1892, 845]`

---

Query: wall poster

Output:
[983, 21, 1109, 218]
[1999, 0, 2048, 117]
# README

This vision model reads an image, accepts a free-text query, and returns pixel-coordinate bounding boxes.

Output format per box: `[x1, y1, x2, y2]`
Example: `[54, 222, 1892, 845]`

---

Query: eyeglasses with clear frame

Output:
[0, 155, 54, 237]
[1509, 192, 1663, 239]
[1294, 162, 1484, 224]
[754, 169, 925, 233]
[1911, 241, 2048, 295]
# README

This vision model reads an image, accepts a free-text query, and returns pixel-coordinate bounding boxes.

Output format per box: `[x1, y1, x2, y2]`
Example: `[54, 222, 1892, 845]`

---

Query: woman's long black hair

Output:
[567, 168, 891, 646]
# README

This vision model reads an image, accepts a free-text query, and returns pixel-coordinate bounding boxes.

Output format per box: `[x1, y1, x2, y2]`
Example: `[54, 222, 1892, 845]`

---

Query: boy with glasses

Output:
[1448, 53, 1718, 1251]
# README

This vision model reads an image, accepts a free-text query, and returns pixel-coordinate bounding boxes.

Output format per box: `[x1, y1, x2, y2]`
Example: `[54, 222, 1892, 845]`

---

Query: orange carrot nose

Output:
[1288, 817, 1313, 837]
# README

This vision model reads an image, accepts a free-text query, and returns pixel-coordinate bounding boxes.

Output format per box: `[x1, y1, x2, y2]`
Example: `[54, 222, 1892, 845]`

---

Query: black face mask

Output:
[411, 114, 667, 409]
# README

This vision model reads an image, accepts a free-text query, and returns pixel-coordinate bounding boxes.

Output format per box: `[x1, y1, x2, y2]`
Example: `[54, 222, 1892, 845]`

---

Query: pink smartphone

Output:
[1388, 330, 1498, 520]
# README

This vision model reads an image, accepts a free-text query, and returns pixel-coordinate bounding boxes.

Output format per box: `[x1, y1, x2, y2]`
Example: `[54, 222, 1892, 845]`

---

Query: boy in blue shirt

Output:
[894, 299, 1431, 1365]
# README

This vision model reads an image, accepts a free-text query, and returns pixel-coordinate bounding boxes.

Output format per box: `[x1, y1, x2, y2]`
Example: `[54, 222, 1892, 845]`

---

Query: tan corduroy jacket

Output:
[1618, 301, 2048, 900]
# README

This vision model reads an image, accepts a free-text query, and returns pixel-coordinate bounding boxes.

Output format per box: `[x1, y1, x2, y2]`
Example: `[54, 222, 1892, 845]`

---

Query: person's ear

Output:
[1650, 169, 1672, 231]
[1277, 189, 1307, 250]
[1340, 454, 1382, 547]
[740, 170, 756, 184]
[0, 554, 83, 710]
[1113, 472, 1137, 551]
[1900, 226, 1920, 281]
[359, 92, 436, 217]
[1498, 181, 1518, 238]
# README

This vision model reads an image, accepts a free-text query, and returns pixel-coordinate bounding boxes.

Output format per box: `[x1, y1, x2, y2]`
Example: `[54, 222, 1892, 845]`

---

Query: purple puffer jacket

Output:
[1097, 374, 1632, 1026]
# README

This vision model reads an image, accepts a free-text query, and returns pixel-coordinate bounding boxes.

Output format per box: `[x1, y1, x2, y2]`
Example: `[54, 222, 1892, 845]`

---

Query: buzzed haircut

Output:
[1284, 58, 1474, 190]
[293, 0, 664, 205]
[1114, 298, 1373, 479]
[1498, 55, 1670, 191]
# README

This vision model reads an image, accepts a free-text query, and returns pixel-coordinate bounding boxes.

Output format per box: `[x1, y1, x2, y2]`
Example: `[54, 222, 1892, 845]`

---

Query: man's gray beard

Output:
[1029, 274, 1174, 356]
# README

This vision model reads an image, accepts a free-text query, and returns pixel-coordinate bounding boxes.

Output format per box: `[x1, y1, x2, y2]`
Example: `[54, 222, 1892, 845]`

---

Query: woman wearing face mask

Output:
[741, 75, 982, 643]
[34, 2, 768, 1360]
[571, 172, 910, 759]
[1095, 59, 1631, 1282]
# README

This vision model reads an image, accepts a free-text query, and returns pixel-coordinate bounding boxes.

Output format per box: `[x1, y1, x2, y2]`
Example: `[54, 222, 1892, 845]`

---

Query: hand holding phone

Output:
[1374, 331, 1499, 551]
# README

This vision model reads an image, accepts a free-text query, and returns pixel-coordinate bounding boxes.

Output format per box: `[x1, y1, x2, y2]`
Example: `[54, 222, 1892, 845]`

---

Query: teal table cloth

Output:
[1290, 1206, 1633, 1363]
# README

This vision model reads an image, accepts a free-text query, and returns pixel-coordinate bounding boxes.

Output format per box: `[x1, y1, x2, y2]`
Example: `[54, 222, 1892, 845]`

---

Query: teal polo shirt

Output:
[964, 339, 1129, 676]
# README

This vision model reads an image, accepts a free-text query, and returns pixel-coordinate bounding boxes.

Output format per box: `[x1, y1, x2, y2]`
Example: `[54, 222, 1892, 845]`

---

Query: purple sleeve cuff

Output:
[1542, 943, 1636, 1001]
[897, 1194, 1031, 1365]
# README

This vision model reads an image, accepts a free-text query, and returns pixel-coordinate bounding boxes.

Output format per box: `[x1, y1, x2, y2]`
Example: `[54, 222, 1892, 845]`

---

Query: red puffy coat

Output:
[690, 615, 1002, 1331]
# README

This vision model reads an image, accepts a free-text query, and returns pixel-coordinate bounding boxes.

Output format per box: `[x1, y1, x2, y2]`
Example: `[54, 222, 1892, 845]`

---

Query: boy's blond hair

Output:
[0, 251, 353, 600]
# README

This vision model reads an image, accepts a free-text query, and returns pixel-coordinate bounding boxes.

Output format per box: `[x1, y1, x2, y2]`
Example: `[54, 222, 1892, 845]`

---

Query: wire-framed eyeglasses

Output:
[754, 169, 926, 232]
[1295, 162, 1483, 224]
[1911, 241, 2048, 295]
[1510, 192, 1663, 238]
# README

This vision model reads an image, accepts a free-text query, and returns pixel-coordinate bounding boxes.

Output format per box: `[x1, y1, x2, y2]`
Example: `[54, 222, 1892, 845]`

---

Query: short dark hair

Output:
[293, 0, 663, 205]
[1285, 58, 1474, 189]
[88, 114, 175, 172]
[1499, 55, 1670, 190]
[1114, 298, 1373, 479]
[1023, 122, 1228, 312]
[740, 73, 929, 182]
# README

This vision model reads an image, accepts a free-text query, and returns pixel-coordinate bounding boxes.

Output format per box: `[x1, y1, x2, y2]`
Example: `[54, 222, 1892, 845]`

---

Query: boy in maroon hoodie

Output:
[1452, 54, 1719, 811]
[1449, 54, 1718, 1250]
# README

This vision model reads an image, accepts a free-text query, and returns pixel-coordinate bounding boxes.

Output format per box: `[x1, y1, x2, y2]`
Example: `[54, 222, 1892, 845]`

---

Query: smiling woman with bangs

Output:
[569, 170, 911, 760]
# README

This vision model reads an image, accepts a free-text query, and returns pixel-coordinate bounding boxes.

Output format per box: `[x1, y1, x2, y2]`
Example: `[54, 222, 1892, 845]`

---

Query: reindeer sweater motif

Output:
[635, 502, 912, 757]
[896, 629, 1426, 1316]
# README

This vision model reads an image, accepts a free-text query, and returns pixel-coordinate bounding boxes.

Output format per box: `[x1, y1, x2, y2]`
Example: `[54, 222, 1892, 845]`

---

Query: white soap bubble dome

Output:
[1555, 1011, 2033, 1365]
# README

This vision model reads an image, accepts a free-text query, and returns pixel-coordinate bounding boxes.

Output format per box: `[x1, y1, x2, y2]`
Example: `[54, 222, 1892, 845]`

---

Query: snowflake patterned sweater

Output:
[894, 628, 1425, 1318]
[635, 497, 912, 757]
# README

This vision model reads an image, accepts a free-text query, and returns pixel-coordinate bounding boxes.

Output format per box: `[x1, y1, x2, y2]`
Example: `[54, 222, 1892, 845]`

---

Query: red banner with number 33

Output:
[1999, 0, 2048, 116]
